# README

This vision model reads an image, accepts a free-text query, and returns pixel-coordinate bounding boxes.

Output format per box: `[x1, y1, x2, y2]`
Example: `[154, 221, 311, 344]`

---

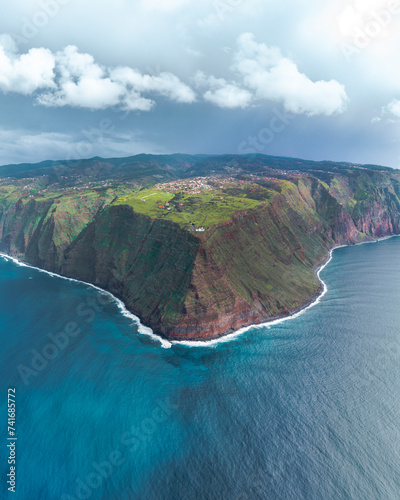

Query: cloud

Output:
[377, 98, 400, 122]
[38, 76, 124, 109]
[37, 46, 125, 109]
[192, 33, 348, 115]
[111, 66, 196, 108]
[0, 37, 195, 111]
[337, 0, 393, 37]
[204, 85, 252, 109]
[0, 32, 347, 116]
[194, 71, 252, 109]
[372, 97, 400, 124]
[385, 98, 400, 117]
[232, 33, 348, 116]
[0, 127, 162, 165]
[0, 34, 55, 95]
[0, 129, 77, 165]
[121, 92, 155, 112]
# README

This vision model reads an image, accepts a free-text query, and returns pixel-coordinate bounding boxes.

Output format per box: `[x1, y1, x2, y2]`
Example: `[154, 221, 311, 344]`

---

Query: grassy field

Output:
[113, 187, 265, 230]
[0, 179, 274, 232]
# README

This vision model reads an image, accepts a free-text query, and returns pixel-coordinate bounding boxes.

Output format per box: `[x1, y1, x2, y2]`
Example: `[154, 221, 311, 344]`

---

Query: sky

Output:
[1, 0, 400, 167]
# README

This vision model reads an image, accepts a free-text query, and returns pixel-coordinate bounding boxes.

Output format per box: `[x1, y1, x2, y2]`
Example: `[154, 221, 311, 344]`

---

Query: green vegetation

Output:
[329, 175, 357, 209]
[113, 186, 264, 230]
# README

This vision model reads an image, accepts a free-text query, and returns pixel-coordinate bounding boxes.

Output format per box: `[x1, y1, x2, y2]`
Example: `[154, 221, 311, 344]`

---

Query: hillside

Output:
[0, 154, 399, 340]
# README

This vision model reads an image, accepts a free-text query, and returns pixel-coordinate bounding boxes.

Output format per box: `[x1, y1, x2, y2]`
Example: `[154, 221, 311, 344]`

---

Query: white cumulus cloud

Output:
[0, 34, 55, 95]
[111, 66, 196, 109]
[193, 34, 348, 115]
[0, 37, 196, 111]
[37, 46, 124, 109]
[194, 71, 252, 109]
[233, 33, 348, 116]
[386, 98, 400, 117]
[377, 98, 400, 121]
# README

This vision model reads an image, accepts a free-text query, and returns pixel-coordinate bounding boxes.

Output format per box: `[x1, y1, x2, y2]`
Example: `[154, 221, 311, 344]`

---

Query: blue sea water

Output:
[1, 237, 400, 500]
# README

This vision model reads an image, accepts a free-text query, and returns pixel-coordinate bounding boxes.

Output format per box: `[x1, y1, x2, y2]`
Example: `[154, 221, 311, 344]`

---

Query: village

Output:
[156, 177, 215, 194]
[155, 174, 273, 194]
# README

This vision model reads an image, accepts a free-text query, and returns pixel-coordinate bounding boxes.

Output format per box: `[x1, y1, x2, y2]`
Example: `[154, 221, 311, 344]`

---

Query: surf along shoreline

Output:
[0, 235, 397, 349]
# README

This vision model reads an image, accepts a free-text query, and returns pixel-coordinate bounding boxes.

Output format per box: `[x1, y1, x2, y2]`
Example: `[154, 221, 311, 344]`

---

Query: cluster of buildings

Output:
[156, 174, 297, 197]
[189, 223, 205, 232]
[156, 177, 213, 195]
[158, 202, 171, 210]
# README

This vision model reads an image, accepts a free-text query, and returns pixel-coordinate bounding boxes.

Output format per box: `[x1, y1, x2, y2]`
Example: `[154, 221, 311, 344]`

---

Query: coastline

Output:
[170, 244, 338, 347]
[0, 251, 172, 349]
[175, 234, 400, 347]
[0, 234, 398, 349]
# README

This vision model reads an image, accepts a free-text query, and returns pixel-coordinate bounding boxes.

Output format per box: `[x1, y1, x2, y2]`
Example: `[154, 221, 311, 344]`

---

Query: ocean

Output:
[1, 237, 400, 499]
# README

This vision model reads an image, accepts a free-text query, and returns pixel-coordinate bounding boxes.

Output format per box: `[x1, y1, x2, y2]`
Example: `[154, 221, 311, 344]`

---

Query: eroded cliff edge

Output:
[1, 165, 400, 341]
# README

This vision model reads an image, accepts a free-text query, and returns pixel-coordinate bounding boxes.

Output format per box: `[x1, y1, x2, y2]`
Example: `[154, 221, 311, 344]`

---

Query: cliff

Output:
[0, 155, 399, 340]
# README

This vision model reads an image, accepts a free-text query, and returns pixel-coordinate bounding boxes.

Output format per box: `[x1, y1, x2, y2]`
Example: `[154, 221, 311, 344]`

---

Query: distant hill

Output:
[0, 153, 392, 188]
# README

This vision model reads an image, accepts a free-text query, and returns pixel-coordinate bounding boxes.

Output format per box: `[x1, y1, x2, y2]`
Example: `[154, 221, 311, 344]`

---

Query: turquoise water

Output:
[1, 238, 400, 499]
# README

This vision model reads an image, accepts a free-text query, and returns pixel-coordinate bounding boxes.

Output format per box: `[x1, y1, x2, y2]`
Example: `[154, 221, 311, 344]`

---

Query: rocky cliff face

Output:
[1, 169, 400, 340]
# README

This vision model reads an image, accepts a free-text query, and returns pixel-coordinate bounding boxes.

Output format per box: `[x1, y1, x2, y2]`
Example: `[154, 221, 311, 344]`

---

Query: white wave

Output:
[0, 252, 171, 349]
[110, 295, 171, 349]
